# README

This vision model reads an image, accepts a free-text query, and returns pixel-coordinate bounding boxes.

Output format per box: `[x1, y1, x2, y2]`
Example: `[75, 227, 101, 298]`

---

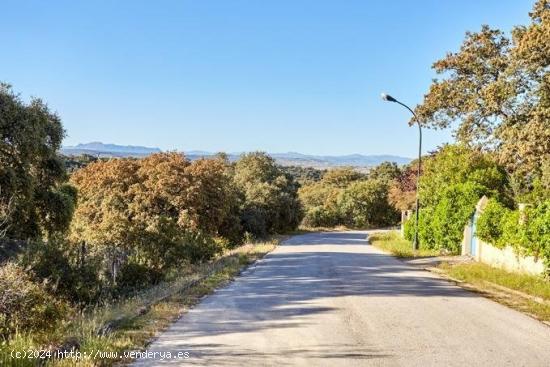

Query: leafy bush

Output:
[19, 240, 103, 305]
[419, 145, 510, 208]
[302, 206, 341, 228]
[526, 201, 550, 272]
[476, 199, 508, 247]
[477, 199, 550, 275]
[234, 153, 302, 236]
[181, 231, 224, 263]
[405, 182, 486, 253]
[339, 179, 399, 228]
[0, 262, 69, 338]
[431, 182, 487, 253]
[402, 145, 512, 254]
[116, 262, 164, 295]
[299, 165, 399, 229]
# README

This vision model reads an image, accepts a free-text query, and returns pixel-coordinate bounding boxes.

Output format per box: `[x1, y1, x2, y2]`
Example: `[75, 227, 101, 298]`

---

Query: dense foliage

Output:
[0, 83, 76, 240]
[234, 153, 303, 237]
[1, 0, 549, 344]
[404, 145, 509, 253]
[299, 166, 399, 228]
[1, 145, 303, 334]
[477, 198, 550, 273]
[401, 1, 550, 263]
[0, 262, 69, 338]
[413, 0, 550, 200]
[281, 165, 324, 185]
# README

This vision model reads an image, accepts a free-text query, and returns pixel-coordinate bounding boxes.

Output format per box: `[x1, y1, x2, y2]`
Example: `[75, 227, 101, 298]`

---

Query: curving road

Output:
[133, 231, 550, 366]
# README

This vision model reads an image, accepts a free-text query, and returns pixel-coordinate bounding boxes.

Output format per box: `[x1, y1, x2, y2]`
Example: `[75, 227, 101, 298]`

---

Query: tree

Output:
[321, 167, 364, 188]
[281, 166, 325, 186]
[70, 158, 143, 284]
[418, 145, 509, 208]
[233, 152, 302, 236]
[368, 161, 401, 185]
[299, 164, 399, 228]
[70, 153, 244, 286]
[413, 1, 550, 196]
[339, 179, 399, 228]
[388, 161, 419, 211]
[0, 83, 75, 239]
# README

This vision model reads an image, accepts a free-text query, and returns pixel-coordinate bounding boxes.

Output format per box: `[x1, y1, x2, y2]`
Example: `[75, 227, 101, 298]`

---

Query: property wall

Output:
[475, 240, 545, 276]
[461, 196, 545, 276]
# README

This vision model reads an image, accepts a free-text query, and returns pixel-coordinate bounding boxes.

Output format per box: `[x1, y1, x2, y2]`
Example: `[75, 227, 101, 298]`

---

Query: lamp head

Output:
[381, 93, 398, 103]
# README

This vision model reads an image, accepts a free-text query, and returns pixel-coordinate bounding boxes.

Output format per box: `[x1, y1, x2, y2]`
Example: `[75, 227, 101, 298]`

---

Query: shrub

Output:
[302, 206, 341, 228]
[181, 231, 224, 264]
[419, 145, 510, 208]
[476, 199, 550, 275]
[234, 153, 302, 236]
[116, 262, 164, 295]
[241, 207, 268, 238]
[19, 240, 103, 306]
[525, 201, 550, 273]
[405, 182, 485, 253]
[339, 179, 399, 228]
[0, 262, 69, 338]
[404, 207, 437, 250]
[476, 199, 508, 247]
[430, 182, 487, 253]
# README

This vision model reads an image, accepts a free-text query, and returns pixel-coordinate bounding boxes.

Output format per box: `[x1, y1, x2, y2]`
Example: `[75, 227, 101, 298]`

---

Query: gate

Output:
[470, 212, 478, 257]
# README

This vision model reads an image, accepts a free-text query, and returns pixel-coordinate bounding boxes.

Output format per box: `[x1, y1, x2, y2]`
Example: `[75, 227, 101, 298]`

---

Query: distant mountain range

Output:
[63, 142, 161, 156]
[61, 142, 411, 168]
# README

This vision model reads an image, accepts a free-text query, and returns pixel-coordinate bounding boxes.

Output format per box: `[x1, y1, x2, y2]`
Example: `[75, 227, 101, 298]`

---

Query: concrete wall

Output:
[461, 196, 545, 276]
[475, 240, 545, 276]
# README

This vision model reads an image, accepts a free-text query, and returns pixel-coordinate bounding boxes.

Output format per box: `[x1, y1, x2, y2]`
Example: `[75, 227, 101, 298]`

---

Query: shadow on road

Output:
[134, 232, 480, 366]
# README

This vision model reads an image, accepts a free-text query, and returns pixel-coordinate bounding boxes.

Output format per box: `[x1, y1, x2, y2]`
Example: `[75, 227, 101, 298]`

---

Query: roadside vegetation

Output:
[368, 231, 439, 258]
[0, 240, 277, 366]
[298, 163, 401, 229]
[437, 262, 550, 321]
[370, 231, 550, 321]
[0, 0, 549, 364]
[0, 82, 303, 365]
[393, 0, 550, 276]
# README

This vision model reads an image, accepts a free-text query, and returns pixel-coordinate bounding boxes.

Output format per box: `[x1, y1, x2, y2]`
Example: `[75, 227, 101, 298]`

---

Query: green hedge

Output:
[477, 199, 550, 275]
[405, 182, 487, 253]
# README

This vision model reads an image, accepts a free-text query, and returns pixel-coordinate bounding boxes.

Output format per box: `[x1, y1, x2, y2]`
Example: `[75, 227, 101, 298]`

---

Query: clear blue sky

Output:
[1, 0, 532, 157]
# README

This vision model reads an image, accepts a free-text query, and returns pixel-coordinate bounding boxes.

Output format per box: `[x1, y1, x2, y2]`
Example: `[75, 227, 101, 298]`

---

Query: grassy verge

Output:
[1, 240, 278, 367]
[368, 231, 440, 258]
[437, 262, 550, 321]
[294, 225, 351, 234]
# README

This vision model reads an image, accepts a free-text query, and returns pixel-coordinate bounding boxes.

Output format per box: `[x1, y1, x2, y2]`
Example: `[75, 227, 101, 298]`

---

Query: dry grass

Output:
[437, 262, 550, 321]
[369, 231, 440, 258]
[1, 239, 278, 367]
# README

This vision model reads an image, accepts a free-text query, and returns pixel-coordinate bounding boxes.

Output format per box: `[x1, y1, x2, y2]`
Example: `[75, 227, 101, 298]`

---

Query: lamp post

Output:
[381, 93, 422, 251]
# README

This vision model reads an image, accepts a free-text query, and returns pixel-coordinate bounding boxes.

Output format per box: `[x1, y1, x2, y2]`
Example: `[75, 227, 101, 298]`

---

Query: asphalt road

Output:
[133, 231, 550, 366]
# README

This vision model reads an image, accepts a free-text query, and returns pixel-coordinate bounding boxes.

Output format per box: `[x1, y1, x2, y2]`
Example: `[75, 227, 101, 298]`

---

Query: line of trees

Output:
[299, 164, 401, 228]
[0, 83, 303, 337]
[396, 0, 550, 271]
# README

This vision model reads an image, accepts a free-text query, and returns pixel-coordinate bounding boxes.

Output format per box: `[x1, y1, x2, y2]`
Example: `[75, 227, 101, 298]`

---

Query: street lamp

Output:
[381, 93, 422, 251]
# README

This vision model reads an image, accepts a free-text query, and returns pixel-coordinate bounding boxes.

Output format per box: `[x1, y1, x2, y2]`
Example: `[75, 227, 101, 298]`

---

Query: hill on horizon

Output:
[61, 142, 411, 168]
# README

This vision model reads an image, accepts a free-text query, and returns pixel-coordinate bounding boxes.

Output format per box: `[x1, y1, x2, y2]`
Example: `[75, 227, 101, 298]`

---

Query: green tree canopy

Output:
[339, 179, 399, 228]
[233, 152, 302, 236]
[0, 83, 75, 239]
[413, 1, 550, 195]
[419, 145, 509, 208]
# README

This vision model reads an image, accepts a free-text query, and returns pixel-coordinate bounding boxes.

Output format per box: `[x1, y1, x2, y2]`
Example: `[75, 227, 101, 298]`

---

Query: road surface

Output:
[133, 231, 550, 366]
